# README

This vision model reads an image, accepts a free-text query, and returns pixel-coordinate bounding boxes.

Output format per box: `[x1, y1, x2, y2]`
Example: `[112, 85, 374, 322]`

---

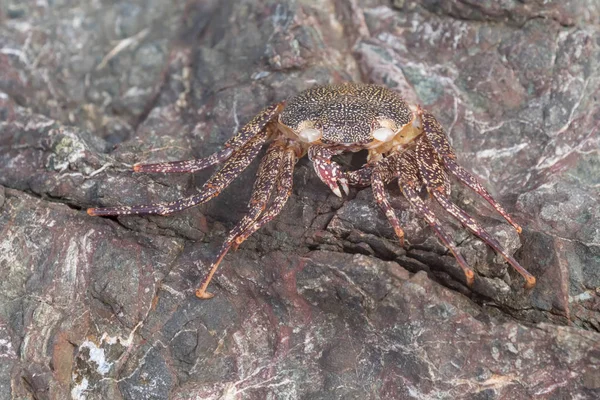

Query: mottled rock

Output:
[1, 0, 599, 399]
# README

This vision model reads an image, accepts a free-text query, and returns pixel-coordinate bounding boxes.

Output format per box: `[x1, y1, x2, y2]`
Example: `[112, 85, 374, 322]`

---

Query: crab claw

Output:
[313, 158, 349, 197]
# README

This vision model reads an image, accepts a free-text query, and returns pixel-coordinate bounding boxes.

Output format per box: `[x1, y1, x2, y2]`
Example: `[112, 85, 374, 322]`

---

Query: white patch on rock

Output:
[0, 338, 17, 359]
[61, 238, 79, 297]
[71, 376, 89, 400]
[80, 340, 113, 375]
[476, 143, 528, 159]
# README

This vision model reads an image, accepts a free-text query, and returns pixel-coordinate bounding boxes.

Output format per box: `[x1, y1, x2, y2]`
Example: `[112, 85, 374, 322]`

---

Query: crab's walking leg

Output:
[195, 148, 297, 299]
[308, 146, 349, 197]
[133, 102, 284, 173]
[419, 109, 522, 233]
[372, 158, 405, 247]
[415, 138, 536, 288]
[225, 143, 285, 239]
[87, 130, 268, 216]
[195, 143, 284, 299]
[133, 148, 234, 173]
[232, 148, 296, 247]
[432, 192, 536, 288]
[346, 165, 373, 187]
[397, 152, 475, 286]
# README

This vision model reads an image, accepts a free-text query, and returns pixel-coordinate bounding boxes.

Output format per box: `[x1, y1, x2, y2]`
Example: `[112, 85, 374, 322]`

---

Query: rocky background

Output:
[1, 0, 599, 399]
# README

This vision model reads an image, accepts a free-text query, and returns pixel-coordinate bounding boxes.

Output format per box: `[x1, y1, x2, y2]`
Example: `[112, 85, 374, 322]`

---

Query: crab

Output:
[88, 82, 536, 299]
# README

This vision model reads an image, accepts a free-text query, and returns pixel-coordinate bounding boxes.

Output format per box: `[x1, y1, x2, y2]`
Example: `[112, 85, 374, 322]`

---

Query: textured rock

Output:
[1, 0, 599, 399]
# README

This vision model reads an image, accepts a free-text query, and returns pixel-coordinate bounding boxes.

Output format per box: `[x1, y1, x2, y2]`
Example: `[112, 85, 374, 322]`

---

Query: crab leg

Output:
[231, 148, 296, 247]
[415, 136, 450, 197]
[419, 109, 522, 233]
[372, 157, 405, 247]
[133, 102, 284, 173]
[224, 143, 285, 240]
[133, 148, 234, 173]
[397, 152, 475, 287]
[87, 130, 268, 216]
[308, 145, 349, 197]
[195, 148, 297, 299]
[194, 143, 284, 299]
[415, 138, 536, 288]
[431, 192, 536, 288]
[346, 165, 373, 187]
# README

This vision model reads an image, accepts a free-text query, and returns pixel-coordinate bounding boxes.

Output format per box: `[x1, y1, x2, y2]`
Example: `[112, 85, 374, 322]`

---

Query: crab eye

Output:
[372, 127, 395, 142]
[298, 128, 322, 143]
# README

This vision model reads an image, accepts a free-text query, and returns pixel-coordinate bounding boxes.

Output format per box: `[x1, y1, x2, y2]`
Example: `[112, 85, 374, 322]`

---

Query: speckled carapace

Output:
[88, 82, 536, 298]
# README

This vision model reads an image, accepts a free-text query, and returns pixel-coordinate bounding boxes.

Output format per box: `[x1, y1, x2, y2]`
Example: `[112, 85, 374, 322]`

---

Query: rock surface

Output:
[1, 0, 599, 399]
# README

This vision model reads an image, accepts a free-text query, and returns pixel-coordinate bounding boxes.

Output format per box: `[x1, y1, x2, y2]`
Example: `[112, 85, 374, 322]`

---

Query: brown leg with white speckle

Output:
[372, 157, 406, 247]
[233, 148, 296, 247]
[195, 147, 297, 299]
[133, 147, 234, 173]
[415, 136, 450, 197]
[195, 143, 284, 299]
[415, 137, 536, 288]
[87, 129, 268, 217]
[346, 165, 373, 187]
[419, 108, 522, 233]
[431, 191, 536, 288]
[308, 145, 349, 197]
[397, 152, 475, 287]
[133, 102, 284, 173]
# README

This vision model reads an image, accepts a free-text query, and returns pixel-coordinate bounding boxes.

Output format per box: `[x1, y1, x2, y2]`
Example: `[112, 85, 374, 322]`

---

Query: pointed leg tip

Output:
[133, 164, 142, 172]
[464, 270, 475, 287]
[393, 229, 405, 247]
[515, 225, 523, 234]
[87, 208, 98, 216]
[195, 289, 215, 299]
[524, 276, 536, 289]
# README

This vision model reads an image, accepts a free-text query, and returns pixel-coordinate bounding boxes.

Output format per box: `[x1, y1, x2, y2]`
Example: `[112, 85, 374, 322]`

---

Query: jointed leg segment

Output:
[195, 142, 284, 299]
[419, 109, 522, 233]
[232, 149, 297, 247]
[409, 110, 534, 288]
[195, 147, 297, 298]
[87, 101, 297, 298]
[87, 129, 269, 217]
[346, 165, 373, 187]
[133, 147, 234, 173]
[396, 152, 475, 286]
[431, 191, 536, 288]
[133, 102, 284, 174]
[369, 110, 534, 288]
[372, 157, 406, 247]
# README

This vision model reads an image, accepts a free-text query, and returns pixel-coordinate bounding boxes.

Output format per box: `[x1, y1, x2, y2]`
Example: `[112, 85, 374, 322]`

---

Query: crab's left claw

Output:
[314, 159, 349, 197]
[308, 146, 349, 197]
